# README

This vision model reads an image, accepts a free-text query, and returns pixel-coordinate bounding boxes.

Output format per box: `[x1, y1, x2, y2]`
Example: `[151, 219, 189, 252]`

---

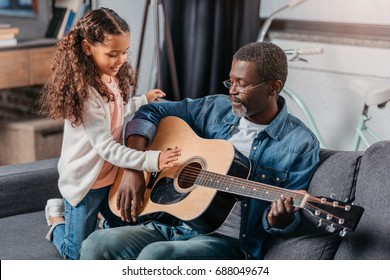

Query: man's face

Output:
[228, 59, 275, 124]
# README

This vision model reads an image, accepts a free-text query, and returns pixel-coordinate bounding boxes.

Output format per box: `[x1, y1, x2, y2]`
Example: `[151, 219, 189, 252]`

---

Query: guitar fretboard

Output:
[194, 169, 305, 207]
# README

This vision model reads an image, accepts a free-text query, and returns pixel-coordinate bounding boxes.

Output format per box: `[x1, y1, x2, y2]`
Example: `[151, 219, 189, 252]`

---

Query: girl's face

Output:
[83, 32, 130, 83]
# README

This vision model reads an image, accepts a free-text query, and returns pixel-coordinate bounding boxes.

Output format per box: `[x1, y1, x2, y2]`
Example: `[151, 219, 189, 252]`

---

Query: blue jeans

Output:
[48, 186, 127, 260]
[80, 221, 244, 260]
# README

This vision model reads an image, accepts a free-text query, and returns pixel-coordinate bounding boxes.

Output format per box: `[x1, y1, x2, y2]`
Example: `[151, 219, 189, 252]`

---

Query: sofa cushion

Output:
[262, 149, 363, 259]
[335, 140, 390, 259]
[0, 210, 61, 260]
[0, 158, 60, 218]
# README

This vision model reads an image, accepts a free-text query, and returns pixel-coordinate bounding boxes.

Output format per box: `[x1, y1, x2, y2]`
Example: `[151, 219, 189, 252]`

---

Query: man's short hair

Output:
[233, 42, 288, 87]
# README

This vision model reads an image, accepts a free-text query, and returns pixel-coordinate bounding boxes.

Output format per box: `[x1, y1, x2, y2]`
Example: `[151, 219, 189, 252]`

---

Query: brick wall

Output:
[0, 86, 41, 120]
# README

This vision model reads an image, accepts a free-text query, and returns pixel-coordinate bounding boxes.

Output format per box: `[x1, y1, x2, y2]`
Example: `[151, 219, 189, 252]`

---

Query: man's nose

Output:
[229, 85, 239, 95]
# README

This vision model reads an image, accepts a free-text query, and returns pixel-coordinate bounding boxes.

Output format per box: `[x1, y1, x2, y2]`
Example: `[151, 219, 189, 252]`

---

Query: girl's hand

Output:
[158, 146, 181, 170]
[146, 89, 166, 102]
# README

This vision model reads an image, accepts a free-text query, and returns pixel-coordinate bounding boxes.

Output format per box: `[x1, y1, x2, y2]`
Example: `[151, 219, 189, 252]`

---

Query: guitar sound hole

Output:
[177, 162, 202, 190]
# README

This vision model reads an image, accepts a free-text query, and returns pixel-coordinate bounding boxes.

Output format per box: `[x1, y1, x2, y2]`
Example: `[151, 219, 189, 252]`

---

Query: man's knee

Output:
[80, 230, 115, 259]
[138, 242, 176, 260]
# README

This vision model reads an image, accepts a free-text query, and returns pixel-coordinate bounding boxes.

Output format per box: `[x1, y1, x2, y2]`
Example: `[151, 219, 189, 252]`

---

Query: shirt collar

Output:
[263, 96, 288, 140]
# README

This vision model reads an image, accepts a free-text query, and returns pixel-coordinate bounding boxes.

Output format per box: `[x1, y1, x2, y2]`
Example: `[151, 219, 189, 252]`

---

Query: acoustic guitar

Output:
[108, 116, 364, 234]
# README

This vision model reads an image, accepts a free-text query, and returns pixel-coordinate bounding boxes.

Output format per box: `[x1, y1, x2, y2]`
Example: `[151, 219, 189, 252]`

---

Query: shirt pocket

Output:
[255, 166, 288, 186]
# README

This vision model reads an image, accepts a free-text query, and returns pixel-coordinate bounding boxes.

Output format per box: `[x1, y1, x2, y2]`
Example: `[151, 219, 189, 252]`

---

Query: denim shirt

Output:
[125, 94, 320, 259]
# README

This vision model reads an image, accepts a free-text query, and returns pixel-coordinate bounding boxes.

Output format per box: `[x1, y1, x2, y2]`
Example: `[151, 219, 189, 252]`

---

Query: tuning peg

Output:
[326, 223, 336, 233]
[317, 219, 323, 228]
[330, 193, 336, 199]
[339, 229, 348, 237]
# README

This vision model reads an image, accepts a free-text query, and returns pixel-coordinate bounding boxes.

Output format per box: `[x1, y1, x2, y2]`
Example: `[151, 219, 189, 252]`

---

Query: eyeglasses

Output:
[222, 79, 269, 94]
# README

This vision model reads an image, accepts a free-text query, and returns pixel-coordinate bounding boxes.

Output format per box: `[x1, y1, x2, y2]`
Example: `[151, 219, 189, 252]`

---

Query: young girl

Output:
[38, 7, 180, 260]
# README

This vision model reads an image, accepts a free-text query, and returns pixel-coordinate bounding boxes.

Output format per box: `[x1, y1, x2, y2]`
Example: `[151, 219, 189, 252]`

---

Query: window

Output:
[0, 0, 38, 16]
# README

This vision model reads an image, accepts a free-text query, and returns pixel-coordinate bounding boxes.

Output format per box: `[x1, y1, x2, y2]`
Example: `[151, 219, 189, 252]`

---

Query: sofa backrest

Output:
[262, 148, 363, 259]
[335, 140, 390, 259]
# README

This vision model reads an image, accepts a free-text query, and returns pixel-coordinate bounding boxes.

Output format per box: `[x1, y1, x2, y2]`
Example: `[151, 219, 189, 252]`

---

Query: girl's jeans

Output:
[47, 186, 126, 259]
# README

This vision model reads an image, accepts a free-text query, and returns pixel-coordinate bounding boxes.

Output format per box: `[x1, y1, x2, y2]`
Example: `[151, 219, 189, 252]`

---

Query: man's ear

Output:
[270, 80, 283, 96]
[81, 39, 92, 55]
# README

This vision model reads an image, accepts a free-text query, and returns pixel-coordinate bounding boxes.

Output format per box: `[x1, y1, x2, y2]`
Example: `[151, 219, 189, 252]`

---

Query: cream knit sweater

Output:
[57, 88, 160, 206]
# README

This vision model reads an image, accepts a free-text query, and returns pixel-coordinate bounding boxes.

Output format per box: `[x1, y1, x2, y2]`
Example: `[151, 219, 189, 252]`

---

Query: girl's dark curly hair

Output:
[38, 7, 136, 127]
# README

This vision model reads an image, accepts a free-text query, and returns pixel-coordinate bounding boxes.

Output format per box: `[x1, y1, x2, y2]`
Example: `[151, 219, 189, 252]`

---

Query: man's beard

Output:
[232, 103, 248, 118]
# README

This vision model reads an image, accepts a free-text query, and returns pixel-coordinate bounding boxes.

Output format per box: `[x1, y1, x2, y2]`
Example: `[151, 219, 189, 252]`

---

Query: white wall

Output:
[260, 0, 390, 25]
[260, 0, 390, 151]
[96, 0, 162, 96]
[273, 40, 390, 151]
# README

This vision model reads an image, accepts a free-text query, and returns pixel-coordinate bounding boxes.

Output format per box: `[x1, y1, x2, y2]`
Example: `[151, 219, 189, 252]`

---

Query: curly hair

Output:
[233, 42, 288, 88]
[38, 7, 136, 127]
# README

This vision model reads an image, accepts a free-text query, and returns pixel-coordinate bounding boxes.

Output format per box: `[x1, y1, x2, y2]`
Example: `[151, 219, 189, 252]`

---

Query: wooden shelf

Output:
[0, 44, 55, 89]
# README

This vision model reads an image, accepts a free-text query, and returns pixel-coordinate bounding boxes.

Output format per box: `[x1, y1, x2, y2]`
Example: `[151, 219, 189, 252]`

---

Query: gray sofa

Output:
[1, 140, 389, 260]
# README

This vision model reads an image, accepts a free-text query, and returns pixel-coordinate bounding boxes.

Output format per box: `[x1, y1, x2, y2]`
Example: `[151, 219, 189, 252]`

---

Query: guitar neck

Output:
[195, 169, 308, 208]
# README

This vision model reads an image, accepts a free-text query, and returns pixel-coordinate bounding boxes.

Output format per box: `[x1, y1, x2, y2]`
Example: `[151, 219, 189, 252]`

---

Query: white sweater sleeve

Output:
[82, 93, 160, 172]
[124, 94, 148, 119]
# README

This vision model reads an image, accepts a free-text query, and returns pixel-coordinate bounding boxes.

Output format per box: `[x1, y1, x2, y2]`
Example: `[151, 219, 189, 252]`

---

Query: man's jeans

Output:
[80, 221, 244, 260]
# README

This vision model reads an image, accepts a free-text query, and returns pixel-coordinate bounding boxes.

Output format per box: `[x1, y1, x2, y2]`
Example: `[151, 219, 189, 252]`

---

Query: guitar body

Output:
[109, 116, 251, 233]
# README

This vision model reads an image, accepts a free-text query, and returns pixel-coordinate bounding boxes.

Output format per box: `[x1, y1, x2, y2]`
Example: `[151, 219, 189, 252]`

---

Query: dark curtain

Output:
[161, 0, 261, 100]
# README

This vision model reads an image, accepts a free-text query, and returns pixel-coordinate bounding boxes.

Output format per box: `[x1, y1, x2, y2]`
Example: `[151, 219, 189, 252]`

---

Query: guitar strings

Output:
[176, 164, 348, 209]
[179, 165, 349, 228]
[178, 165, 306, 204]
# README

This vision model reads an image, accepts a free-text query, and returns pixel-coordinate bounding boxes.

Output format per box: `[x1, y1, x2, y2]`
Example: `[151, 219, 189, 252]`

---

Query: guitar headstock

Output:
[303, 196, 364, 235]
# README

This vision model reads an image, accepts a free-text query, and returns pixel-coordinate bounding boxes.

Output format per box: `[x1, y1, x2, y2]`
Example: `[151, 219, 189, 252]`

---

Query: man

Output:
[80, 41, 320, 260]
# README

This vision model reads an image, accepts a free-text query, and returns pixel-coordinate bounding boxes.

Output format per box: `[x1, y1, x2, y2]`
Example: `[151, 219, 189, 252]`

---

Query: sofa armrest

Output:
[0, 158, 60, 218]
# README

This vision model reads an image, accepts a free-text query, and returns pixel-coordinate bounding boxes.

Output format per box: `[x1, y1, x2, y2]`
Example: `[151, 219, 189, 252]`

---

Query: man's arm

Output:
[116, 134, 148, 223]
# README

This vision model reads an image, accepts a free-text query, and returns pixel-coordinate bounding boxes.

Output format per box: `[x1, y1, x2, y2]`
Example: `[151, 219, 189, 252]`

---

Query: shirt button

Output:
[244, 203, 248, 207]
[253, 146, 257, 150]
[242, 233, 246, 238]
[276, 177, 280, 181]
[261, 174, 266, 178]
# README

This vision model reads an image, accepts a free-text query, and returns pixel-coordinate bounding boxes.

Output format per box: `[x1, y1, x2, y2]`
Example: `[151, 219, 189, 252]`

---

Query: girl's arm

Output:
[82, 93, 161, 172]
[124, 89, 166, 119]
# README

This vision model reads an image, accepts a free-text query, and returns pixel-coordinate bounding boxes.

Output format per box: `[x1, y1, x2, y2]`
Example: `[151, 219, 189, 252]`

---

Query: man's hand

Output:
[116, 134, 149, 223]
[116, 169, 146, 223]
[267, 196, 297, 228]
